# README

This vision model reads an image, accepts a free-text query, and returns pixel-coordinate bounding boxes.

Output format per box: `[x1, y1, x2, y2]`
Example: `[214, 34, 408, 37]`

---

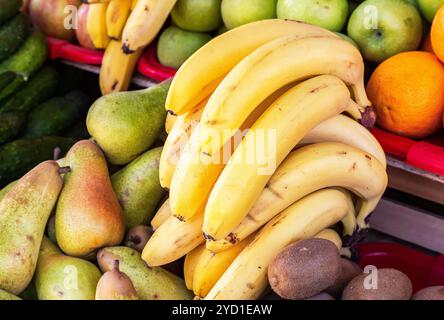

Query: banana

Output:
[184, 244, 206, 290]
[99, 40, 142, 94]
[203, 75, 352, 241]
[121, 0, 177, 53]
[150, 199, 171, 230]
[204, 188, 351, 300]
[84, 0, 111, 3]
[315, 229, 342, 250]
[159, 99, 206, 189]
[169, 84, 294, 221]
[165, 113, 177, 134]
[300, 114, 386, 168]
[87, 2, 110, 49]
[206, 142, 387, 253]
[166, 19, 340, 115]
[192, 235, 254, 298]
[198, 35, 368, 158]
[106, 0, 132, 40]
[141, 208, 204, 266]
[131, 0, 139, 10]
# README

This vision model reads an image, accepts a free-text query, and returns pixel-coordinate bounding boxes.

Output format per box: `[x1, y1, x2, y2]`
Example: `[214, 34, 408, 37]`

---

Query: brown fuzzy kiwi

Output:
[305, 292, 335, 300]
[268, 238, 341, 300]
[326, 258, 362, 298]
[342, 268, 412, 300]
[412, 286, 444, 300]
[124, 225, 154, 253]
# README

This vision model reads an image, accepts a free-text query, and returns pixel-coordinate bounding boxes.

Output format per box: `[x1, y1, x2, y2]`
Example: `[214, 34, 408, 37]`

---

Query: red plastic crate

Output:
[137, 44, 176, 81]
[46, 37, 103, 65]
[359, 242, 444, 293]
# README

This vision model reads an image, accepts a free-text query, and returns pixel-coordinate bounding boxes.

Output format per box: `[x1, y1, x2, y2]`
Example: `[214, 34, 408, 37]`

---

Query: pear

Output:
[111, 147, 165, 228]
[0, 180, 17, 203]
[97, 246, 193, 300]
[124, 225, 154, 253]
[46, 215, 56, 244]
[95, 260, 138, 300]
[0, 160, 63, 294]
[35, 237, 102, 300]
[0, 289, 21, 300]
[55, 140, 125, 257]
[87, 80, 170, 165]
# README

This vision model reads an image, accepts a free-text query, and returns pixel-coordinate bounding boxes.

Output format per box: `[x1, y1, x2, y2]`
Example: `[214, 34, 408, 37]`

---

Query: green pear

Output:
[35, 237, 102, 300]
[111, 147, 166, 229]
[0, 180, 17, 202]
[0, 289, 21, 300]
[0, 160, 63, 294]
[46, 215, 56, 244]
[97, 246, 193, 300]
[56, 140, 125, 257]
[87, 81, 170, 165]
[95, 260, 138, 300]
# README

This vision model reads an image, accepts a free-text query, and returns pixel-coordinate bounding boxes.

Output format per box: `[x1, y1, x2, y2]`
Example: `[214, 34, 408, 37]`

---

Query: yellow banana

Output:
[131, 0, 138, 10]
[150, 199, 171, 230]
[169, 84, 294, 221]
[184, 244, 206, 291]
[159, 100, 206, 189]
[165, 113, 177, 134]
[300, 114, 386, 168]
[106, 0, 132, 40]
[99, 40, 142, 94]
[198, 35, 368, 157]
[122, 0, 177, 53]
[203, 75, 352, 241]
[141, 208, 204, 266]
[84, 0, 111, 3]
[87, 2, 110, 49]
[192, 235, 254, 298]
[204, 188, 351, 300]
[166, 19, 340, 115]
[315, 229, 342, 251]
[206, 142, 387, 252]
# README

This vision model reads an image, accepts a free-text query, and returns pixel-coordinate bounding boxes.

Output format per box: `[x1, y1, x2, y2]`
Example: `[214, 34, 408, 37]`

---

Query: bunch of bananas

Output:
[142, 19, 388, 300]
[86, 0, 176, 94]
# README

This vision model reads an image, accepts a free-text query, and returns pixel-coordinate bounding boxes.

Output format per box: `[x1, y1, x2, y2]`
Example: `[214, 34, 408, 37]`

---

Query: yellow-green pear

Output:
[95, 260, 138, 300]
[55, 140, 125, 257]
[0, 161, 63, 294]
[0, 289, 21, 300]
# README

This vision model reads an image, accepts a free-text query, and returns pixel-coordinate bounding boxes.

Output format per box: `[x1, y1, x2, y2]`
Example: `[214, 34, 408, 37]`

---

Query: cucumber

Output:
[0, 72, 14, 92]
[0, 112, 24, 144]
[0, 136, 75, 187]
[0, 66, 59, 114]
[21, 90, 90, 139]
[0, 0, 21, 25]
[0, 30, 47, 80]
[0, 76, 23, 102]
[64, 121, 90, 140]
[0, 13, 32, 61]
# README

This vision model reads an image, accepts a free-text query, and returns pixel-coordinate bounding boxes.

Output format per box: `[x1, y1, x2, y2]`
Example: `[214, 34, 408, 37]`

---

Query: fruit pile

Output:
[0, 1, 91, 186]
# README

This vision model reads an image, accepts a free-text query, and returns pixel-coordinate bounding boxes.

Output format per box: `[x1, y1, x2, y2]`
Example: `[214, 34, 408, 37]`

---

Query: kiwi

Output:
[305, 292, 335, 300]
[412, 286, 444, 300]
[268, 238, 341, 300]
[342, 268, 412, 300]
[326, 258, 362, 298]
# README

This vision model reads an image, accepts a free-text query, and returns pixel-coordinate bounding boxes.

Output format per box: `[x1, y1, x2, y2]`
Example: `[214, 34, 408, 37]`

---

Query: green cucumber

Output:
[0, 0, 21, 25]
[0, 136, 75, 187]
[0, 30, 47, 80]
[0, 112, 24, 144]
[0, 66, 59, 114]
[21, 91, 90, 139]
[0, 76, 23, 101]
[0, 13, 32, 61]
[0, 72, 14, 92]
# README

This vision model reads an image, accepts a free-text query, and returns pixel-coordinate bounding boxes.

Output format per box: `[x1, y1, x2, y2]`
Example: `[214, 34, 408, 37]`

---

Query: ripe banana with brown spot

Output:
[197, 35, 369, 158]
[150, 199, 171, 230]
[315, 229, 342, 251]
[203, 75, 353, 241]
[204, 188, 351, 300]
[106, 0, 132, 40]
[183, 244, 206, 291]
[166, 19, 340, 115]
[87, 2, 110, 49]
[206, 142, 387, 253]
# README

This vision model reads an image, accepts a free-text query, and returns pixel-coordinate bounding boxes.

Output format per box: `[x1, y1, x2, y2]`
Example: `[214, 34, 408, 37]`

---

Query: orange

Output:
[421, 33, 434, 54]
[367, 51, 444, 139]
[431, 4, 444, 63]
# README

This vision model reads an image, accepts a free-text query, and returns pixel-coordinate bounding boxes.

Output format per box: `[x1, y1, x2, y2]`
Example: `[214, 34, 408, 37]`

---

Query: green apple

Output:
[417, 0, 444, 22]
[221, 0, 277, 30]
[347, 0, 423, 63]
[171, 0, 222, 32]
[157, 26, 212, 69]
[276, 0, 349, 32]
[335, 32, 359, 48]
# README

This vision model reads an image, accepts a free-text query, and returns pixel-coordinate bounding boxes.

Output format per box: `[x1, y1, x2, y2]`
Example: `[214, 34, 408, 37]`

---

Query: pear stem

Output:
[58, 166, 71, 175]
